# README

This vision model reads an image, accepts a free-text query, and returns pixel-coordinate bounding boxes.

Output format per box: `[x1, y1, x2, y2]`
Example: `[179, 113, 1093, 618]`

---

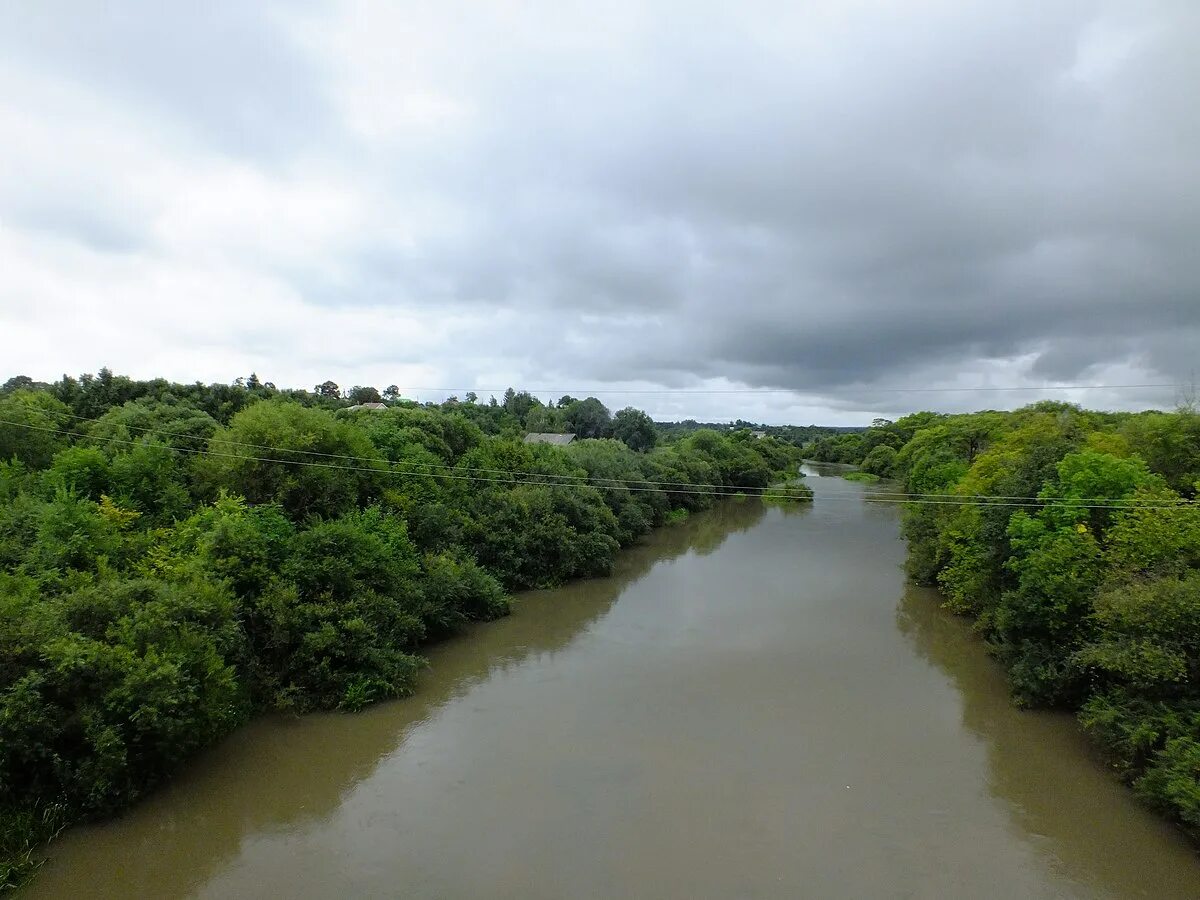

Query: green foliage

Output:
[162, 494, 295, 597]
[87, 399, 217, 450]
[890, 402, 1200, 835]
[762, 478, 814, 504]
[420, 553, 510, 635]
[859, 444, 897, 477]
[42, 447, 111, 500]
[524, 404, 566, 435]
[246, 579, 423, 712]
[611, 407, 658, 452]
[0, 391, 70, 470]
[1077, 575, 1200, 696]
[1137, 734, 1200, 828]
[1106, 491, 1200, 577]
[1121, 411, 1200, 494]
[841, 470, 880, 483]
[806, 431, 865, 464]
[562, 397, 612, 439]
[201, 400, 386, 520]
[0, 575, 248, 817]
[465, 484, 621, 589]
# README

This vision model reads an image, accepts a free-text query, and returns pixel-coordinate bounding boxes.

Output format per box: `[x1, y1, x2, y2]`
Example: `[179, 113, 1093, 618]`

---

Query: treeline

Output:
[658, 418, 859, 445]
[0, 371, 804, 888]
[805, 417, 905, 466]
[0, 372, 657, 449]
[822, 403, 1200, 838]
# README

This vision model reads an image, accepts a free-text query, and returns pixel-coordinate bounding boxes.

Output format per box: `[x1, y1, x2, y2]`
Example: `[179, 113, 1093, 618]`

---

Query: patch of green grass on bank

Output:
[1, 803, 68, 892]
[841, 471, 881, 483]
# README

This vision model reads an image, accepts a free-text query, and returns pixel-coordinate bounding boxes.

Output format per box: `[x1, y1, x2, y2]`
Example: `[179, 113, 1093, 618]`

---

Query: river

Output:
[25, 465, 1200, 898]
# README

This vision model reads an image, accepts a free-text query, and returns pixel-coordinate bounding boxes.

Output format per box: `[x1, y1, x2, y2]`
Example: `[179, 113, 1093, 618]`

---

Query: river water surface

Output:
[27, 465, 1200, 898]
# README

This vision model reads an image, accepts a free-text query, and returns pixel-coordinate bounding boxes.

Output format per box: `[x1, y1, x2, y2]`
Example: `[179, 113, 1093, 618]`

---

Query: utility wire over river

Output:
[2, 416, 1195, 510]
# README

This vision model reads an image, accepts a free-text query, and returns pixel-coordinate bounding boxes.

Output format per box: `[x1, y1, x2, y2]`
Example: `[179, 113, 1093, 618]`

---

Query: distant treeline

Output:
[818, 403, 1200, 841]
[0, 371, 806, 889]
[657, 418, 861, 444]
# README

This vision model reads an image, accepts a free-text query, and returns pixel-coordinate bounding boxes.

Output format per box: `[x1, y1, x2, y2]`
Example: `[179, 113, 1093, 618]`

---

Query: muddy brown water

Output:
[25, 465, 1200, 898]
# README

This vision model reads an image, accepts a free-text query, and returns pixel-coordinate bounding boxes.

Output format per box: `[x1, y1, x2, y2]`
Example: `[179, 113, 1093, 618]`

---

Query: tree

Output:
[0, 575, 247, 815]
[382, 385, 400, 402]
[860, 444, 897, 476]
[524, 405, 566, 434]
[87, 398, 217, 450]
[562, 397, 612, 439]
[0, 376, 34, 395]
[611, 407, 657, 452]
[254, 508, 427, 710]
[348, 385, 382, 404]
[201, 401, 386, 519]
[502, 389, 537, 424]
[0, 390, 71, 469]
[315, 380, 341, 399]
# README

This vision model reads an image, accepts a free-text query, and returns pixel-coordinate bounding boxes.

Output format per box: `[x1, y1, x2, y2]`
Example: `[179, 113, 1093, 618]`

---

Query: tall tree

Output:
[611, 407, 657, 452]
[563, 397, 612, 439]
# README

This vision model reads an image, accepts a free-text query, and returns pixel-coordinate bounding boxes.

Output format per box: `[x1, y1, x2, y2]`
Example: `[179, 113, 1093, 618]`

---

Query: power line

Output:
[14, 411, 1194, 507]
[2, 417, 1196, 511]
[1, 417, 812, 500]
[40, 409, 816, 495]
[388, 383, 1179, 396]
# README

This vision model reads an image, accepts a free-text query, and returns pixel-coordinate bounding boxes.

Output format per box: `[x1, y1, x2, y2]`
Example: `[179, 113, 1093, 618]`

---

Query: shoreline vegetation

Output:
[0, 372, 806, 890]
[764, 476, 815, 504]
[809, 404, 1200, 843]
[839, 470, 881, 484]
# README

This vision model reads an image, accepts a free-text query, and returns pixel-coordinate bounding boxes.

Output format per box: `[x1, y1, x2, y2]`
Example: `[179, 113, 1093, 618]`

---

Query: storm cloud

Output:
[1, 0, 1197, 423]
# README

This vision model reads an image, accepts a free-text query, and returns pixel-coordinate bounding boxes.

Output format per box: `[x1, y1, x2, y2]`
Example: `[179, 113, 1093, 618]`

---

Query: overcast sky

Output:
[1, 1, 1197, 424]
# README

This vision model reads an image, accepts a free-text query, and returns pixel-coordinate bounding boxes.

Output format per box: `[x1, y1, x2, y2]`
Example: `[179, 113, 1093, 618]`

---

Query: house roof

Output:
[523, 432, 576, 445]
[346, 401, 388, 411]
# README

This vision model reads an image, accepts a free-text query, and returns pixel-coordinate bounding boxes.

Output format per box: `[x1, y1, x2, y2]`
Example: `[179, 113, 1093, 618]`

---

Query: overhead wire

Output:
[384, 383, 1179, 396]
[1, 416, 1196, 511]
[0, 417, 810, 500]
[21, 409, 1195, 507]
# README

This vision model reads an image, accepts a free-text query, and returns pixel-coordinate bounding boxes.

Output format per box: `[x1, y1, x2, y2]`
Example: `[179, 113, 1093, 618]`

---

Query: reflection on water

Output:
[897, 585, 1199, 899]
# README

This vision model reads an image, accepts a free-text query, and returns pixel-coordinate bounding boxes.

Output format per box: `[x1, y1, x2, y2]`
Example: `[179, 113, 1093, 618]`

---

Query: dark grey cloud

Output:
[0, 0, 1197, 423]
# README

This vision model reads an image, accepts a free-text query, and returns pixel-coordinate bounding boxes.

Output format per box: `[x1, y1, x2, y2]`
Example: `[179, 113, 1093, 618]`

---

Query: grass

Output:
[2, 802, 69, 892]
[841, 471, 881, 483]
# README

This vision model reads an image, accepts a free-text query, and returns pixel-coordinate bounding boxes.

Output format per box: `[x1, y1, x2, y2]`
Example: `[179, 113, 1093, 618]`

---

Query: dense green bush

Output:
[859, 444, 897, 477]
[200, 400, 387, 519]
